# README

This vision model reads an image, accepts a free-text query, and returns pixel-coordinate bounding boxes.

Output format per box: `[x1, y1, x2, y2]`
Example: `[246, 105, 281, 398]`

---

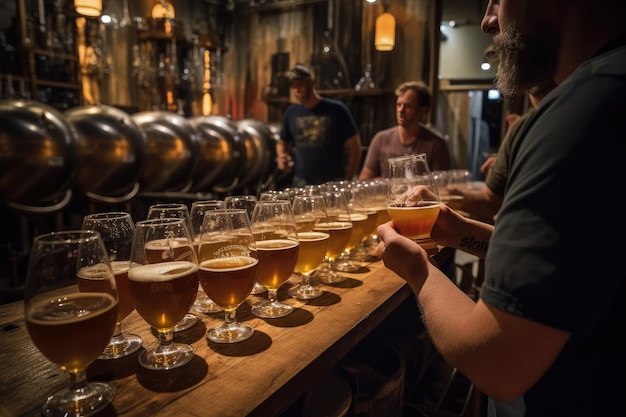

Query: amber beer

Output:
[128, 261, 199, 330]
[199, 256, 258, 310]
[373, 205, 392, 227]
[314, 221, 352, 260]
[77, 262, 134, 322]
[356, 209, 378, 240]
[294, 231, 330, 275]
[144, 238, 195, 264]
[387, 201, 441, 239]
[255, 239, 299, 289]
[440, 194, 464, 210]
[339, 213, 369, 251]
[25, 292, 118, 371]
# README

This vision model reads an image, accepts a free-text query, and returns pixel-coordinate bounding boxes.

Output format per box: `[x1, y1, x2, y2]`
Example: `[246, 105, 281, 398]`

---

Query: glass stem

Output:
[157, 330, 174, 348]
[267, 289, 279, 304]
[112, 321, 122, 338]
[224, 309, 236, 325]
[68, 369, 88, 391]
[301, 273, 312, 287]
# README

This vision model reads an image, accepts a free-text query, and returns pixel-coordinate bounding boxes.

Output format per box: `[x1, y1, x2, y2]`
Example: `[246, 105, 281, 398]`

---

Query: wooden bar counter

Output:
[0, 257, 419, 417]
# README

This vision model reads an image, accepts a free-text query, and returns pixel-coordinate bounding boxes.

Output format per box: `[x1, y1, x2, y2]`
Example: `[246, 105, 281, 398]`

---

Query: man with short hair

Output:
[358, 80, 451, 180]
[276, 64, 362, 186]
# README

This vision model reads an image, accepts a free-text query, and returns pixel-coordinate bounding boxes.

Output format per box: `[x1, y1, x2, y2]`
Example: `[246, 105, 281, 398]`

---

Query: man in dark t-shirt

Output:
[277, 64, 361, 186]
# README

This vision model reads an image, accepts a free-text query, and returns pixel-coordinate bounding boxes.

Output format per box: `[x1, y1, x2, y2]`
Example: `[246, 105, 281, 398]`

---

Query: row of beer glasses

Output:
[22, 175, 405, 416]
[259, 187, 354, 288]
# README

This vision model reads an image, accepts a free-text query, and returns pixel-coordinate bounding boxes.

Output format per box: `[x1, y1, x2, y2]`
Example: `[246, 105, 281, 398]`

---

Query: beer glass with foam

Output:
[250, 200, 300, 318]
[147, 203, 199, 331]
[223, 195, 267, 295]
[128, 218, 199, 370]
[189, 200, 227, 313]
[82, 212, 143, 359]
[387, 153, 441, 254]
[24, 230, 119, 416]
[197, 209, 258, 343]
[288, 194, 330, 300]
[313, 190, 353, 284]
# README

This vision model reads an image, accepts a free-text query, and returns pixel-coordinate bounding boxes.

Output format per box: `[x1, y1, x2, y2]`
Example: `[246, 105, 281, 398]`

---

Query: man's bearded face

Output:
[493, 21, 558, 97]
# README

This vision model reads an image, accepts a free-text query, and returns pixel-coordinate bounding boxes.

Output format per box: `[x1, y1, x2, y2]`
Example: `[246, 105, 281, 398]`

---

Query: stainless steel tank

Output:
[65, 104, 147, 198]
[0, 99, 78, 206]
[235, 118, 278, 192]
[131, 110, 199, 192]
[188, 115, 244, 192]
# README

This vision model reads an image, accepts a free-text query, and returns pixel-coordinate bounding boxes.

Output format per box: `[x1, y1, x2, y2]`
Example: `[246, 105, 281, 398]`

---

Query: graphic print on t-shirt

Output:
[294, 115, 329, 148]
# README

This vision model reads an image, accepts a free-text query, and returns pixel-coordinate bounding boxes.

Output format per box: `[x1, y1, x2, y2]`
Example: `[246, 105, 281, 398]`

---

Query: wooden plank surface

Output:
[0, 259, 414, 417]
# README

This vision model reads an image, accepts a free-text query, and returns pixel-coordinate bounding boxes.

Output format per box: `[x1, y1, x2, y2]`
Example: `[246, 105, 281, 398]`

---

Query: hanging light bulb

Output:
[74, 0, 102, 17]
[375, 11, 396, 51]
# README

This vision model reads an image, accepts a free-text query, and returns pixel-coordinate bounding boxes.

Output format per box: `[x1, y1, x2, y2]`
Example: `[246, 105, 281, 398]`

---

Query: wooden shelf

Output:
[31, 49, 77, 62]
[265, 88, 394, 104]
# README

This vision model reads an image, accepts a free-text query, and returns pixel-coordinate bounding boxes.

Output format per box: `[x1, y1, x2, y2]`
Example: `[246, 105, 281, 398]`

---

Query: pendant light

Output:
[375, 7, 396, 51]
[74, 0, 102, 17]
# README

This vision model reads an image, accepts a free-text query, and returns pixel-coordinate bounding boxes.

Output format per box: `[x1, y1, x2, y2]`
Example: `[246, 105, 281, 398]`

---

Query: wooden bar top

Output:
[0, 258, 415, 417]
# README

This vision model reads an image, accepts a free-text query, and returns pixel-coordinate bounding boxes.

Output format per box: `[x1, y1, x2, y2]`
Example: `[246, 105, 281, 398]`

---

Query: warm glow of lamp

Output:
[152, 0, 176, 19]
[375, 11, 396, 51]
[74, 0, 102, 17]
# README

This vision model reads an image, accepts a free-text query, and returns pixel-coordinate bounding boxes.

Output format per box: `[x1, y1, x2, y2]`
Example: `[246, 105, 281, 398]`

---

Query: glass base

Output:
[206, 322, 254, 343]
[172, 314, 198, 332]
[193, 292, 224, 314]
[288, 284, 323, 300]
[318, 270, 347, 284]
[98, 333, 143, 360]
[332, 258, 362, 273]
[42, 381, 114, 417]
[138, 342, 194, 370]
[349, 244, 380, 262]
[250, 281, 267, 295]
[251, 301, 293, 318]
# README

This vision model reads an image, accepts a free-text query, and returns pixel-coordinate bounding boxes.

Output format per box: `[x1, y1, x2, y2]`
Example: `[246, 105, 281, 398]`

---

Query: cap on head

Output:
[287, 64, 314, 82]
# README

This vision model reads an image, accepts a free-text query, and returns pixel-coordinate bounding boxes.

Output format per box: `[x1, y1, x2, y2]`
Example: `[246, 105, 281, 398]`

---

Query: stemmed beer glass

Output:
[197, 209, 258, 343]
[330, 185, 369, 272]
[24, 230, 119, 416]
[82, 212, 143, 359]
[288, 194, 330, 300]
[224, 194, 267, 295]
[314, 190, 353, 284]
[189, 200, 226, 314]
[128, 218, 199, 370]
[387, 153, 441, 255]
[250, 200, 300, 318]
[146, 203, 199, 331]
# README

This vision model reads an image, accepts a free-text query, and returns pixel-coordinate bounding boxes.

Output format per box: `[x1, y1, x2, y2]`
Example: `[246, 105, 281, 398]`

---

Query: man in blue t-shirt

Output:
[276, 64, 362, 186]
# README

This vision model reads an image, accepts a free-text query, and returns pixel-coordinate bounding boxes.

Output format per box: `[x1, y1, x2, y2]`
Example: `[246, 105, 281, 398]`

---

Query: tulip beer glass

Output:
[24, 230, 118, 416]
[197, 209, 258, 343]
[189, 199, 227, 313]
[387, 153, 440, 254]
[128, 218, 199, 370]
[147, 203, 199, 330]
[82, 212, 143, 359]
[288, 194, 330, 299]
[250, 200, 300, 318]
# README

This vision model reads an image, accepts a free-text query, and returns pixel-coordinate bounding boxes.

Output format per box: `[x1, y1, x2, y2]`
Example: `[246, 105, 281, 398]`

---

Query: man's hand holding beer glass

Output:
[386, 153, 440, 255]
